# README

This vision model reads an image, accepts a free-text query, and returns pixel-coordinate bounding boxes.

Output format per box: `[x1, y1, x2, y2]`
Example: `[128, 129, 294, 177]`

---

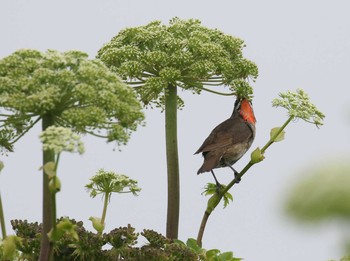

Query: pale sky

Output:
[1, 0, 350, 260]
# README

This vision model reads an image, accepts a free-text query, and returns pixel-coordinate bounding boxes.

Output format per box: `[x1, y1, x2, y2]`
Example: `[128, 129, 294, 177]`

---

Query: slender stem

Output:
[0, 193, 7, 239]
[261, 116, 294, 153]
[39, 114, 55, 261]
[200, 86, 236, 96]
[165, 84, 180, 239]
[196, 211, 210, 247]
[196, 116, 295, 245]
[10, 116, 41, 144]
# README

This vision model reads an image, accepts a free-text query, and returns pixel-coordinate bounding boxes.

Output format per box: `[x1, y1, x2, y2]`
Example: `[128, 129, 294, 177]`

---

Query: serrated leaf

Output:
[270, 127, 285, 142]
[202, 183, 217, 196]
[223, 192, 233, 208]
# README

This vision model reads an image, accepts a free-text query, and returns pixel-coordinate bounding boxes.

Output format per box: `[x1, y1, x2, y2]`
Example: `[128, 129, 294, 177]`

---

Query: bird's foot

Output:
[234, 172, 241, 183]
[227, 165, 241, 183]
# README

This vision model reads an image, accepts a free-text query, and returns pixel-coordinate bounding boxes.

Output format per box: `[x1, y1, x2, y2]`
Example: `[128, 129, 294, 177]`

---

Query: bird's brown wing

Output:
[194, 118, 253, 154]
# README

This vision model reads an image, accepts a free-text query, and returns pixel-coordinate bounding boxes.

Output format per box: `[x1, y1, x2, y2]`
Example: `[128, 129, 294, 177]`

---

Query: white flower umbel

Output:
[39, 126, 84, 154]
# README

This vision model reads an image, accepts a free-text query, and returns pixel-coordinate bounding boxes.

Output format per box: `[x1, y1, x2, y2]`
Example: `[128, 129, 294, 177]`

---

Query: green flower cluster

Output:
[40, 126, 84, 154]
[0, 49, 144, 150]
[98, 18, 258, 107]
[86, 169, 141, 199]
[272, 88, 325, 126]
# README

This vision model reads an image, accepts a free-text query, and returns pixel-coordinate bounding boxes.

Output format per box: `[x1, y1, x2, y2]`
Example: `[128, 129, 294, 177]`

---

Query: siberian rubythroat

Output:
[195, 98, 256, 184]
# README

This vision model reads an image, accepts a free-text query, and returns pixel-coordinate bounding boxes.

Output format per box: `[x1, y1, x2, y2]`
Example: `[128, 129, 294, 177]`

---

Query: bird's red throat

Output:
[240, 100, 256, 124]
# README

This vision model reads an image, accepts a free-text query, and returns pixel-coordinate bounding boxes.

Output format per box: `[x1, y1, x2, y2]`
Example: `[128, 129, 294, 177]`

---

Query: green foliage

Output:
[86, 169, 141, 199]
[0, 49, 144, 152]
[184, 238, 241, 261]
[203, 183, 233, 209]
[285, 159, 350, 222]
[272, 88, 325, 126]
[98, 17, 258, 108]
[7, 219, 240, 260]
[10, 219, 41, 260]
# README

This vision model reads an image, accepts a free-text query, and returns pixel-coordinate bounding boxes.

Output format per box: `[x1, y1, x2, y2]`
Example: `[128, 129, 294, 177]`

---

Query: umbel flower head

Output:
[40, 126, 84, 154]
[0, 49, 144, 152]
[272, 88, 325, 126]
[86, 169, 141, 200]
[98, 17, 258, 108]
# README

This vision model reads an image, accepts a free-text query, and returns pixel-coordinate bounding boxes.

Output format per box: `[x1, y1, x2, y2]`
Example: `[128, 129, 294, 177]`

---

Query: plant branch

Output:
[10, 116, 41, 144]
[200, 86, 236, 96]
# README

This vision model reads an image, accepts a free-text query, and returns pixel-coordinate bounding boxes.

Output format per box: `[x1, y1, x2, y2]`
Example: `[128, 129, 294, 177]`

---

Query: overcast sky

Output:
[1, 0, 350, 260]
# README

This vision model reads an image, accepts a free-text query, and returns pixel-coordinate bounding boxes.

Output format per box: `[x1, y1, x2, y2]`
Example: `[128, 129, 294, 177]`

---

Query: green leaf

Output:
[186, 238, 201, 252]
[270, 127, 285, 142]
[206, 248, 220, 258]
[223, 192, 233, 208]
[48, 218, 78, 242]
[219, 251, 234, 260]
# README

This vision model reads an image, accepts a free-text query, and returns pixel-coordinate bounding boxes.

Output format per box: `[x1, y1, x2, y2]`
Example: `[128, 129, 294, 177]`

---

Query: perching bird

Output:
[195, 97, 256, 184]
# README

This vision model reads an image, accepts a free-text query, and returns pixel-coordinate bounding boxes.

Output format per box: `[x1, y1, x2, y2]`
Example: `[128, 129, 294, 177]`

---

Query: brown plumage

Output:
[195, 98, 256, 179]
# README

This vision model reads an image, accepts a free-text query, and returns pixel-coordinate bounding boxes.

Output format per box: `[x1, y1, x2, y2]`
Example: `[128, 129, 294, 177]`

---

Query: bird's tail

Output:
[197, 154, 220, 174]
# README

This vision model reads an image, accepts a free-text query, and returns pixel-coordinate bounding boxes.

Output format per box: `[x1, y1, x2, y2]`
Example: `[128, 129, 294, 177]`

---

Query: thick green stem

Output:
[0, 193, 7, 239]
[39, 114, 55, 261]
[165, 84, 180, 239]
[196, 116, 294, 245]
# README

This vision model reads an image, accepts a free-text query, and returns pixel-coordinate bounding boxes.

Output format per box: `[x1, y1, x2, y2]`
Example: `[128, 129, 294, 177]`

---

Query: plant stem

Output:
[260, 116, 294, 153]
[165, 84, 180, 239]
[100, 192, 110, 235]
[200, 86, 236, 96]
[0, 193, 7, 239]
[39, 114, 55, 261]
[196, 116, 294, 246]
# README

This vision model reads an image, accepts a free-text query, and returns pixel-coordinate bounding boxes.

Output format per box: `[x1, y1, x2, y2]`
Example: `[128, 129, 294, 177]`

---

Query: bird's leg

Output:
[210, 170, 222, 189]
[227, 165, 241, 183]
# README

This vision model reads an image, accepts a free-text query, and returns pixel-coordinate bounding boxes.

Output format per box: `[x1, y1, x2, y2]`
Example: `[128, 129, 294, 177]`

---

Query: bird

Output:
[194, 97, 256, 185]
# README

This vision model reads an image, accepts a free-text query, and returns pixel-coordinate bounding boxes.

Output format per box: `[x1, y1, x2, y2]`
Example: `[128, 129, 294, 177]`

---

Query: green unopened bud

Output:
[206, 194, 221, 213]
[89, 216, 105, 233]
[270, 127, 285, 142]
[251, 147, 265, 164]
[2, 235, 20, 259]
[49, 176, 61, 194]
